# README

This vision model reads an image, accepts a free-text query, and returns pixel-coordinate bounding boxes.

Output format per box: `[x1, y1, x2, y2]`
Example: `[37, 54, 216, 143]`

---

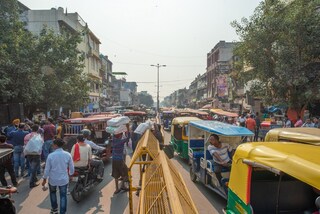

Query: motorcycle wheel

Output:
[71, 181, 84, 202]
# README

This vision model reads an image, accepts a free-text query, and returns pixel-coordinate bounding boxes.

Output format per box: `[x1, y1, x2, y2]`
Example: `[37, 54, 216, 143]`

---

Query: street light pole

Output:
[150, 64, 166, 114]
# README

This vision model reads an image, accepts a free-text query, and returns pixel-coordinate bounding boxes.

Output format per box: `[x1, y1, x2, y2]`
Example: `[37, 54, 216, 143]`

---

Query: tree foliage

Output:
[36, 27, 88, 110]
[0, 0, 89, 111]
[232, 0, 320, 113]
[0, 0, 42, 104]
[138, 92, 154, 107]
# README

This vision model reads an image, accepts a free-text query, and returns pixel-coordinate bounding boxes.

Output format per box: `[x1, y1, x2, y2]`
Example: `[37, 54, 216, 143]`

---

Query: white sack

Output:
[107, 116, 130, 127]
[106, 124, 127, 134]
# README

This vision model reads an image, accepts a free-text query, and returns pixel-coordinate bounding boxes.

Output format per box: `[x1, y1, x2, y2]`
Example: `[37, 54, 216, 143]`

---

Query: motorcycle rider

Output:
[81, 129, 104, 180]
[71, 135, 92, 169]
[71, 135, 103, 180]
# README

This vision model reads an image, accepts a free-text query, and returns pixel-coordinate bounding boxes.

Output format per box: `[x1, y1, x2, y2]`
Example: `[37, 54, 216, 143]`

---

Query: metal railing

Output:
[128, 129, 198, 214]
[138, 151, 198, 214]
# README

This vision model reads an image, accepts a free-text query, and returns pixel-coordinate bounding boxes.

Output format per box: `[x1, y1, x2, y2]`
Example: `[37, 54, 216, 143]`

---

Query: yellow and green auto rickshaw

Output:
[265, 127, 320, 144]
[170, 116, 201, 160]
[227, 142, 320, 214]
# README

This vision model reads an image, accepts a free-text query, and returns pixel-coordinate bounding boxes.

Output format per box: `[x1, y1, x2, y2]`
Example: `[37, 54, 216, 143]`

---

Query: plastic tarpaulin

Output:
[210, 109, 238, 117]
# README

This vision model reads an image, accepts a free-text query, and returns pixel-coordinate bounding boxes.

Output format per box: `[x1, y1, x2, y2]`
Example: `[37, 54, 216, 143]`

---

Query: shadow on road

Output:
[110, 190, 129, 214]
[172, 153, 226, 214]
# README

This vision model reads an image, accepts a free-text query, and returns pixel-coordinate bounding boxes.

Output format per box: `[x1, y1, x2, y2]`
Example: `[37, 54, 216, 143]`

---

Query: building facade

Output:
[20, 6, 103, 112]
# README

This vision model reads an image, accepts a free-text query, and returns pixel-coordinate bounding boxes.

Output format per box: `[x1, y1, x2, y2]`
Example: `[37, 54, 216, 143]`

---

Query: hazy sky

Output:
[20, 0, 262, 102]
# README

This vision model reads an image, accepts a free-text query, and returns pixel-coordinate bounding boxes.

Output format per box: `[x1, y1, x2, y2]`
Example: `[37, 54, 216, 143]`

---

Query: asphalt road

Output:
[7, 130, 225, 214]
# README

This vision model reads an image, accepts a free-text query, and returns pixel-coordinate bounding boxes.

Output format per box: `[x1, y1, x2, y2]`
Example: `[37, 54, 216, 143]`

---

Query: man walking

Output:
[245, 115, 256, 142]
[43, 118, 56, 161]
[8, 123, 29, 178]
[42, 139, 74, 214]
[24, 124, 43, 188]
[0, 135, 18, 187]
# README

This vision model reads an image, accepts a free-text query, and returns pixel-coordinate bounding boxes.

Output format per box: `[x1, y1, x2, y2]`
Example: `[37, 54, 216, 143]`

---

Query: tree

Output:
[36, 27, 89, 110]
[138, 92, 154, 107]
[0, 0, 43, 104]
[232, 0, 320, 115]
[0, 0, 89, 112]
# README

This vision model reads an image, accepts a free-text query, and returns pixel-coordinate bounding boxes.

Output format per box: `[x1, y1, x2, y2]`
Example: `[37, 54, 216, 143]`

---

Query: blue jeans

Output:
[26, 159, 41, 176]
[26, 155, 40, 187]
[43, 140, 54, 161]
[13, 145, 25, 177]
[49, 183, 68, 214]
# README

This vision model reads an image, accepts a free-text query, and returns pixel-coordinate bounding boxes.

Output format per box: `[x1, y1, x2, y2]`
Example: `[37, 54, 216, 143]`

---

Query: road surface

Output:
[9, 130, 225, 213]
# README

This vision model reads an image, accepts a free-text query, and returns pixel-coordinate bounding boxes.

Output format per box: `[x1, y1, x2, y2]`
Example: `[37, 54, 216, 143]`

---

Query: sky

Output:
[19, 0, 262, 102]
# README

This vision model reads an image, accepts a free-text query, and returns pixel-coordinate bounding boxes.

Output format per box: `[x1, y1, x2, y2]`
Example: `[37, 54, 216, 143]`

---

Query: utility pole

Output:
[150, 64, 166, 114]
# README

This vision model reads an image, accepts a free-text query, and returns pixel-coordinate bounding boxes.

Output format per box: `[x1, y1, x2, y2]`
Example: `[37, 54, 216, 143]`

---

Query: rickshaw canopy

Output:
[123, 111, 147, 116]
[265, 128, 320, 145]
[189, 120, 253, 136]
[230, 142, 320, 204]
[171, 117, 201, 125]
[210, 109, 238, 117]
[64, 116, 112, 124]
[162, 110, 175, 114]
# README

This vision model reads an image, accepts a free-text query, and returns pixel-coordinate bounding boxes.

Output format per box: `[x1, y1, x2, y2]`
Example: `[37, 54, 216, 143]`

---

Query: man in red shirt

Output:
[245, 115, 256, 141]
[43, 118, 56, 161]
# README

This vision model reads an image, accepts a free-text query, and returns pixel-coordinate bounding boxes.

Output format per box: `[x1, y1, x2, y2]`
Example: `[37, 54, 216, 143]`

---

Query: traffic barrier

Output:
[138, 151, 198, 214]
[128, 129, 161, 213]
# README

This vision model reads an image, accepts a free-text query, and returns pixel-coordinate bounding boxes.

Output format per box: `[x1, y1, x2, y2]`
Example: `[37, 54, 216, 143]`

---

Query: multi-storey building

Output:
[20, 6, 102, 112]
[206, 41, 236, 109]
[100, 55, 114, 109]
[206, 41, 236, 99]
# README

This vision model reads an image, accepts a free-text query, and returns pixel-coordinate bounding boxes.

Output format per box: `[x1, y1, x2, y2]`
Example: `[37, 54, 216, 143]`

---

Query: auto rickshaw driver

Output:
[207, 134, 234, 185]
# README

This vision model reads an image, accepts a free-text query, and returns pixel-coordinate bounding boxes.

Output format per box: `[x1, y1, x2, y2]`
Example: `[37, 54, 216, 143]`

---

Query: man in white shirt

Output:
[42, 139, 74, 214]
[207, 134, 233, 185]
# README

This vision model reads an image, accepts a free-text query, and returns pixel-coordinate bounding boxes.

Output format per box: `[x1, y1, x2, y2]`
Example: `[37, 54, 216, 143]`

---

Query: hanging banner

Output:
[216, 75, 228, 97]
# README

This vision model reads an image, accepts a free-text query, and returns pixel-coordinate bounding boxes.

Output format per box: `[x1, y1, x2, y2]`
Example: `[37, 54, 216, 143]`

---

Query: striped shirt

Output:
[208, 143, 232, 165]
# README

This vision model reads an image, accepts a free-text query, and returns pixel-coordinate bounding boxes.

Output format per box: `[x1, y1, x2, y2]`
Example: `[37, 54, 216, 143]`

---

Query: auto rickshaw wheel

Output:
[189, 166, 197, 182]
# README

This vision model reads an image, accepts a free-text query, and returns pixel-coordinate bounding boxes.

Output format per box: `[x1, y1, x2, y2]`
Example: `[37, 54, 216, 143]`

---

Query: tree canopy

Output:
[0, 0, 89, 111]
[232, 0, 320, 113]
[138, 92, 154, 107]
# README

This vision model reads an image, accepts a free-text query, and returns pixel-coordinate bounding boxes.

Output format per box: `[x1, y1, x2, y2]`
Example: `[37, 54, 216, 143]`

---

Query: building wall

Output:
[21, 6, 103, 112]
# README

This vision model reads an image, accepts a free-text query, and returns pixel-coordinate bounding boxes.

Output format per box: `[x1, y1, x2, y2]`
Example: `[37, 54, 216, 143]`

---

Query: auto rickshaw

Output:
[123, 111, 147, 123]
[170, 117, 201, 160]
[63, 116, 115, 161]
[226, 142, 320, 214]
[162, 110, 175, 131]
[188, 120, 253, 199]
[265, 127, 320, 144]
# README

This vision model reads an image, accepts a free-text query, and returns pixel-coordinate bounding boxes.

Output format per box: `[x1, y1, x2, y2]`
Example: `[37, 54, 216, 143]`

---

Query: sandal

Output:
[114, 189, 121, 194]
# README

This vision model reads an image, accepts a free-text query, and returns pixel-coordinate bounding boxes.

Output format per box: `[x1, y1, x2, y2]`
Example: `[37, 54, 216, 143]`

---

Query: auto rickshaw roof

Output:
[172, 117, 201, 125]
[265, 128, 320, 145]
[123, 111, 147, 116]
[189, 120, 253, 136]
[162, 110, 175, 114]
[0, 148, 12, 160]
[234, 142, 320, 190]
[64, 116, 112, 124]
[210, 109, 238, 117]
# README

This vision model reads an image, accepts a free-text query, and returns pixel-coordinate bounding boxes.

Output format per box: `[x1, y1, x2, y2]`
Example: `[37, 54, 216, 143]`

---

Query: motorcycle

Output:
[94, 139, 112, 163]
[70, 156, 104, 202]
[0, 186, 17, 214]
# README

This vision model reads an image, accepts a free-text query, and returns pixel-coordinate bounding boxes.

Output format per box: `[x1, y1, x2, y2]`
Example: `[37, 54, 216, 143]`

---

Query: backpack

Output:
[24, 134, 43, 155]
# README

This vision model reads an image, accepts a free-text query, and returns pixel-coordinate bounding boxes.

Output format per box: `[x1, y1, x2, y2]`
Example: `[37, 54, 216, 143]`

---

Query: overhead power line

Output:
[136, 78, 193, 84]
[113, 61, 205, 68]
